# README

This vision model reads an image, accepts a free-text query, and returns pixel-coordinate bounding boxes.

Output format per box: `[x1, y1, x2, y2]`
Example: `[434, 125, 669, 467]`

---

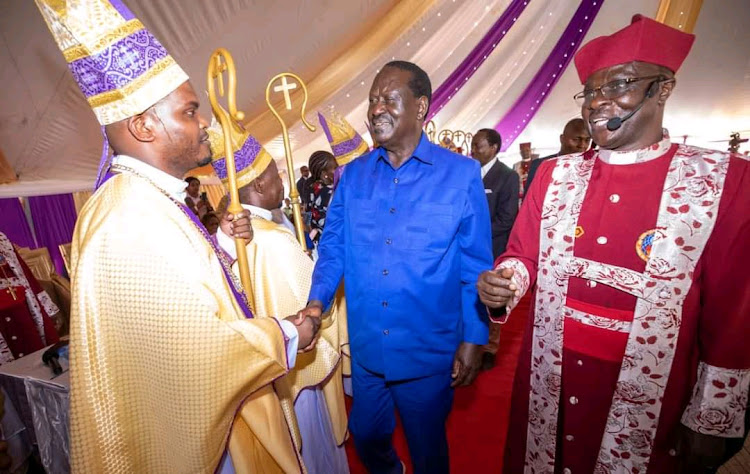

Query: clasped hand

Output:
[286, 301, 324, 352]
[477, 267, 518, 308]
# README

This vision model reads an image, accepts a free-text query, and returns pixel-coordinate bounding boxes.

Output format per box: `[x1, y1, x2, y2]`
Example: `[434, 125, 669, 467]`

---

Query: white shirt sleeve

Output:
[278, 319, 299, 367]
[216, 228, 238, 260]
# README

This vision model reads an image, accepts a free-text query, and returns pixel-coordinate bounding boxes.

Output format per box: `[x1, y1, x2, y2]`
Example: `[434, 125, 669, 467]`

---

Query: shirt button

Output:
[383, 329, 389, 335]
[386, 238, 392, 245]
[18, 353, 23, 357]
[393, 178, 399, 184]
[382, 269, 389, 276]
[565, 434, 574, 441]
[10, 336, 16, 341]
[609, 193, 620, 203]
[563, 469, 572, 474]
[382, 301, 388, 308]
[669, 449, 677, 457]
[596, 236, 608, 245]
[569, 396, 579, 405]
[389, 207, 396, 214]
[577, 360, 583, 366]
[4, 317, 10, 322]
[587, 280, 597, 288]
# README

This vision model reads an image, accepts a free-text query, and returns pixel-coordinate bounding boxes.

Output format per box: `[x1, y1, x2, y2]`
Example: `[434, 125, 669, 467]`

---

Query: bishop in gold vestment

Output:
[35, 1, 309, 472]
[210, 120, 350, 473]
[71, 161, 293, 472]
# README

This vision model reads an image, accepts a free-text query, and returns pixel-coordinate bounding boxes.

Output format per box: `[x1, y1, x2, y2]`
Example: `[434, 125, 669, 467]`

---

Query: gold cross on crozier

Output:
[273, 76, 298, 110]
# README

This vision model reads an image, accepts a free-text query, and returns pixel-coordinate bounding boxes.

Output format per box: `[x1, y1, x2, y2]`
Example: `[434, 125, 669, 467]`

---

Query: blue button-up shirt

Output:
[309, 133, 492, 381]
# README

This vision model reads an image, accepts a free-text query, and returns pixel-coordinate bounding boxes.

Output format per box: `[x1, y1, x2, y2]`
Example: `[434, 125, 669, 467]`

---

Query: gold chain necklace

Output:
[109, 164, 252, 309]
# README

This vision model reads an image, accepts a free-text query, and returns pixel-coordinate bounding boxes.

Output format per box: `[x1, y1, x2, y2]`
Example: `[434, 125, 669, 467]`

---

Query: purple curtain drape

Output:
[28, 193, 77, 277]
[495, 0, 605, 151]
[427, 0, 531, 121]
[0, 198, 37, 249]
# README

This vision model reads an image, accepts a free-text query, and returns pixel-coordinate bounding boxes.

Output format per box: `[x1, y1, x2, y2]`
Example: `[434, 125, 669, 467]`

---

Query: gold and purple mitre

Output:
[34, 0, 189, 126]
[207, 118, 274, 188]
[318, 110, 369, 166]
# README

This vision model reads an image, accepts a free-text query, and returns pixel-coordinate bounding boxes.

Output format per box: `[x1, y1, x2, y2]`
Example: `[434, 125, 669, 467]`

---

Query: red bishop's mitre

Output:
[574, 14, 695, 84]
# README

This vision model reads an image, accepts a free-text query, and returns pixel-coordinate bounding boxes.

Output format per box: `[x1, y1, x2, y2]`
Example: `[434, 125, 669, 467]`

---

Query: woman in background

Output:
[184, 177, 213, 218]
[307, 151, 338, 244]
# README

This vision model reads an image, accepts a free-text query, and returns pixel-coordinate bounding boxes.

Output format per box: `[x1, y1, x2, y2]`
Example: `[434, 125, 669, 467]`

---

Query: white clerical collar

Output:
[597, 137, 672, 165]
[242, 203, 273, 221]
[111, 155, 188, 201]
[480, 157, 497, 178]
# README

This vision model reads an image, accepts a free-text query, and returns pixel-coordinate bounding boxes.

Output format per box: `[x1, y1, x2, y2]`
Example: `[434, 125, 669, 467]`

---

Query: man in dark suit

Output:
[524, 118, 591, 194]
[472, 129, 519, 259]
[296, 165, 313, 206]
[471, 128, 519, 369]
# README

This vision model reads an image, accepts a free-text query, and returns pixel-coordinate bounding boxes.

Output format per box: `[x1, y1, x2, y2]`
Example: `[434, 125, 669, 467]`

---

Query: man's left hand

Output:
[220, 210, 253, 242]
[451, 342, 483, 388]
[676, 424, 728, 473]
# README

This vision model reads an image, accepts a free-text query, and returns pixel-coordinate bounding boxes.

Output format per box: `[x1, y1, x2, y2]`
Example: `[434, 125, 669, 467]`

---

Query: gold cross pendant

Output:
[5, 286, 16, 301]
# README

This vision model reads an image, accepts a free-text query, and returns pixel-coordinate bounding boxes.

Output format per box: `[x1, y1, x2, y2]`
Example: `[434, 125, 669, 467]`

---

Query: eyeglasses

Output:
[573, 75, 665, 106]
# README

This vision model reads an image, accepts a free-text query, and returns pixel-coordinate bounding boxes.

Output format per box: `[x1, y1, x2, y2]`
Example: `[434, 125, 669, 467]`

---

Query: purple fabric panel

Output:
[67, 27, 169, 97]
[94, 125, 111, 190]
[332, 163, 345, 191]
[331, 134, 364, 157]
[211, 134, 264, 181]
[27, 194, 77, 277]
[0, 199, 37, 249]
[495, 0, 605, 151]
[108, 0, 136, 20]
[318, 113, 334, 143]
[427, 0, 531, 121]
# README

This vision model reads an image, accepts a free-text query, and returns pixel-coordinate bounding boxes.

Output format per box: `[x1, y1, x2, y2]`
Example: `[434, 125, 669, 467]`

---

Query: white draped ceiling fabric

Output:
[1, 0, 748, 197]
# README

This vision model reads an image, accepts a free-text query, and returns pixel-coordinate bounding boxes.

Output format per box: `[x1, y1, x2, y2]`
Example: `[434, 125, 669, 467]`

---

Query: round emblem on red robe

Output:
[636, 229, 656, 262]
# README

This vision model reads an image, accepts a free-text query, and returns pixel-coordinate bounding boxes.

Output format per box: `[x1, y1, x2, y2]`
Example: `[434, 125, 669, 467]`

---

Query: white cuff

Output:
[489, 258, 531, 323]
[37, 290, 60, 316]
[217, 228, 238, 261]
[681, 361, 750, 438]
[278, 319, 299, 368]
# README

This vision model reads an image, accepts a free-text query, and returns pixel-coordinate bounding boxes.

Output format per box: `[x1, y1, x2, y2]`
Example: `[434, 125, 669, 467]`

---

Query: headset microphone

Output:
[605, 81, 659, 131]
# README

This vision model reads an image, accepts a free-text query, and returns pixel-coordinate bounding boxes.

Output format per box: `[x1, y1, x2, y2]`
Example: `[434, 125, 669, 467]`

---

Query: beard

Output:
[196, 141, 212, 167]
[196, 154, 212, 167]
[171, 143, 212, 172]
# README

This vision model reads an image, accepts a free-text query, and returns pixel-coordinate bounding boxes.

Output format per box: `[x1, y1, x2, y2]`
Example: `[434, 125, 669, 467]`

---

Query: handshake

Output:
[285, 300, 325, 353]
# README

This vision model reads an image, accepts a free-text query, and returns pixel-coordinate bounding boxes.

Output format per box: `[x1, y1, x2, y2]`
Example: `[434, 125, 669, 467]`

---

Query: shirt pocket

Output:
[347, 198, 377, 245]
[405, 203, 458, 251]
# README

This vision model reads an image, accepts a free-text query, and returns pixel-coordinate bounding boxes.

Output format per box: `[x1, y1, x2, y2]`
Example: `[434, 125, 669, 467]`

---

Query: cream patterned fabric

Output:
[236, 217, 349, 449]
[69, 170, 290, 473]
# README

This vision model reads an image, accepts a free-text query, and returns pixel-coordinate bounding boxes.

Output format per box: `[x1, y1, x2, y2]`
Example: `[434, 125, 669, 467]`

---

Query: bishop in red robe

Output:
[478, 15, 750, 474]
[0, 232, 59, 364]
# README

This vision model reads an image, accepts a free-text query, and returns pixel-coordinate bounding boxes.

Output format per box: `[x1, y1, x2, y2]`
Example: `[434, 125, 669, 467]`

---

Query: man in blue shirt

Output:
[299, 61, 492, 473]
